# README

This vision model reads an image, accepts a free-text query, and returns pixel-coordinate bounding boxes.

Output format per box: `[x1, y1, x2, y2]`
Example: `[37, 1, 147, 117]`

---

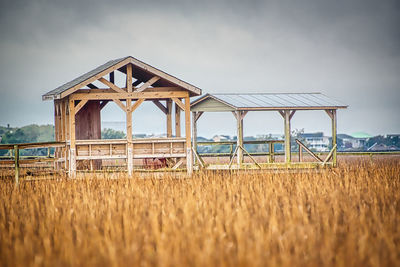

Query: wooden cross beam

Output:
[113, 99, 127, 112]
[136, 76, 160, 92]
[194, 111, 203, 122]
[98, 77, 126, 94]
[152, 100, 167, 114]
[171, 97, 185, 111]
[74, 99, 88, 114]
[325, 109, 334, 119]
[129, 99, 144, 113]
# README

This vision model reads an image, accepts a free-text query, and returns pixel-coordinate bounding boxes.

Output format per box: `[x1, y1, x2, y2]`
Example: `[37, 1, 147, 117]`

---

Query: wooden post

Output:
[14, 145, 19, 185]
[284, 110, 291, 164]
[167, 99, 172, 137]
[235, 111, 244, 166]
[69, 98, 76, 177]
[268, 142, 273, 163]
[299, 144, 303, 162]
[126, 64, 133, 175]
[331, 109, 337, 167]
[175, 102, 181, 137]
[192, 112, 197, 165]
[185, 97, 193, 175]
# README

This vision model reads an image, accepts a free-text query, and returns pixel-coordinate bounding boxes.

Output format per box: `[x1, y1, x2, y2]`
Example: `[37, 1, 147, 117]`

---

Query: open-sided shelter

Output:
[191, 93, 347, 169]
[42, 56, 201, 176]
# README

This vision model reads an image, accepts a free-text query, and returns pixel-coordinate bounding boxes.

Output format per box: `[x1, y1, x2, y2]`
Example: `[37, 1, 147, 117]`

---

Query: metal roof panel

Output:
[191, 93, 348, 110]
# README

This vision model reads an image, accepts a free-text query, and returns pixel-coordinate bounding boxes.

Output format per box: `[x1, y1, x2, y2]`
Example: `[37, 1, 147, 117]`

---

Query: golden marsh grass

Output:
[0, 156, 399, 266]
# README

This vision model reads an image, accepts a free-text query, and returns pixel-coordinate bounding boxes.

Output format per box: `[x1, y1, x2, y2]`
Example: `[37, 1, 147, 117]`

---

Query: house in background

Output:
[298, 132, 330, 152]
[212, 135, 231, 142]
[338, 132, 372, 151]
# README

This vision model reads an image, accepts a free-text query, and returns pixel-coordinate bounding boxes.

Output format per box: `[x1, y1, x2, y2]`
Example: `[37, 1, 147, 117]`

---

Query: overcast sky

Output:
[0, 0, 399, 137]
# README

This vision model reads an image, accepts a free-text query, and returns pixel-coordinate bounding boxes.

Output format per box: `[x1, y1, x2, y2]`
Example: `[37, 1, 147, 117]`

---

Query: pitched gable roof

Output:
[42, 56, 201, 100]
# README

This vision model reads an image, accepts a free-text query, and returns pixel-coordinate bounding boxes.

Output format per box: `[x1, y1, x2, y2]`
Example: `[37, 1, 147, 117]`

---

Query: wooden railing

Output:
[70, 137, 187, 161]
[194, 140, 284, 167]
[0, 141, 66, 184]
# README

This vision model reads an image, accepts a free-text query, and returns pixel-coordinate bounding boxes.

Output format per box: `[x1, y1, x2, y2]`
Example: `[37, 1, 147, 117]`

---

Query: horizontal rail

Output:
[197, 139, 284, 146]
[199, 152, 284, 157]
[0, 141, 65, 150]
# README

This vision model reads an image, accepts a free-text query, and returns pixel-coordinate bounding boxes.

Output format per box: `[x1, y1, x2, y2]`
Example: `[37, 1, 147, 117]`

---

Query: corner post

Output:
[126, 64, 133, 176]
[184, 96, 193, 175]
[69, 98, 76, 177]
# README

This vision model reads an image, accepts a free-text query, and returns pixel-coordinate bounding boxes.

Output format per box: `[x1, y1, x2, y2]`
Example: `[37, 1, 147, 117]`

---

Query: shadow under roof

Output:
[191, 93, 348, 112]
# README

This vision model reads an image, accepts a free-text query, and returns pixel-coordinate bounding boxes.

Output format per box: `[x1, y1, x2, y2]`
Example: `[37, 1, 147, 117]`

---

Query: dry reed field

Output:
[0, 156, 399, 267]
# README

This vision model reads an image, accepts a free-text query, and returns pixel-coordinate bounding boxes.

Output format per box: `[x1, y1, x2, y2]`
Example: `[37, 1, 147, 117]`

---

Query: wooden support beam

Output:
[194, 111, 203, 122]
[175, 102, 181, 137]
[98, 77, 126, 94]
[136, 76, 160, 92]
[130, 99, 144, 113]
[152, 100, 167, 114]
[284, 110, 291, 163]
[68, 98, 76, 177]
[167, 99, 172, 137]
[126, 108, 133, 176]
[113, 99, 127, 112]
[144, 87, 182, 93]
[185, 97, 193, 175]
[172, 158, 184, 170]
[192, 112, 198, 165]
[70, 91, 189, 100]
[235, 111, 244, 166]
[296, 139, 323, 162]
[126, 64, 132, 93]
[289, 110, 296, 120]
[330, 109, 337, 166]
[171, 97, 185, 111]
[74, 99, 88, 114]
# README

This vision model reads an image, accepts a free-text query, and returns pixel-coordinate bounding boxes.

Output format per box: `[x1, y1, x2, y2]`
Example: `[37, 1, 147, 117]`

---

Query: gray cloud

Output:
[0, 0, 399, 136]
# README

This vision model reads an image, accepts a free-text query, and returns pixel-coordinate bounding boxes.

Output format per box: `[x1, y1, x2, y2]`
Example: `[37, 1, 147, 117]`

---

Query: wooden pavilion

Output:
[191, 93, 347, 169]
[42, 56, 201, 176]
